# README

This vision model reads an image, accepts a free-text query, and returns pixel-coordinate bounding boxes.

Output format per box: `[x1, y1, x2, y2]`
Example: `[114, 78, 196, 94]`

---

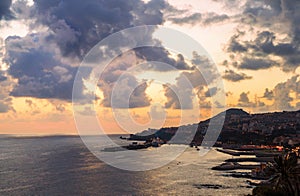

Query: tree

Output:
[265, 151, 300, 196]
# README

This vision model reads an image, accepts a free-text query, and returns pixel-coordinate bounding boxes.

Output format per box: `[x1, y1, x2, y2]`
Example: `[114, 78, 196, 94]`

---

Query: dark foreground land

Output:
[213, 146, 300, 196]
[124, 108, 300, 195]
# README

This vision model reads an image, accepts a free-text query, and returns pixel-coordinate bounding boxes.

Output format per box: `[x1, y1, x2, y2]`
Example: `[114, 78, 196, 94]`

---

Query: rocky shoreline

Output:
[211, 146, 300, 195]
[212, 147, 281, 178]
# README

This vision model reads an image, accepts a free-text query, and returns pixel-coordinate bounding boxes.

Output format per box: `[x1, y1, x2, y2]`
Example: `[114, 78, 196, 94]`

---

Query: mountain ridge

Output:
[131, 108, 300, 146]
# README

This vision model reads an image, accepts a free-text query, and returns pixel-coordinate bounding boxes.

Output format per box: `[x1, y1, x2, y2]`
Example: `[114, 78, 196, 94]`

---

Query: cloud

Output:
[239, 57, 277, 70]
[163, 52, 220, 110]
[4, 34, 90, 101]
[3, 0, 197, 107]
[261, 88, 274, 100]
[222, 69, 252, 82]
[0, 71, 7, 82]
[78, 106, 96, 116]
[97, 44, 195, 109]
[202, 13, 230, 25]
[127, 81, 151, 108]
[168, 13, 202, 25]
[101, 73, 152, 108]
[135, 48, 193, 71]
[148, 104, 166, 120]
[191, 51, 219, 85]
[0, 0, 14, 20]
[237, 92, 255, 107]
[272, 75, 300, 110]
[215, 0, 243, 10]
[33, 0, 133, 58]
[224, 1, 300, 72]
[131, 0, 167, 25]
[226, 91, 233, 97]
[204, 87, 218, 97]
[165, 2, 231, 26]
[168, 12, 230, 26]
[163, 69, 205, 109]
[239, 92, 249, 103]
[226, 32, 248, 53]
[10, 0, 32, 20]
[163, 83, 193, 110]
[0, 74, 14, 113]
[214, 100, 225, 108]
[55, 104, 65, 112]
[32, 0, 169, 59]
[25, 99, 34, 107]
[0, 102, 9, 113]
[231, 76, 300, 111]
[96, 51, 152, 108]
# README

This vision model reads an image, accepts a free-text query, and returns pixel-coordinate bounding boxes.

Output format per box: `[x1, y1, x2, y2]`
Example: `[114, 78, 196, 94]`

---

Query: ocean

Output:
[0, 135, 253, 195]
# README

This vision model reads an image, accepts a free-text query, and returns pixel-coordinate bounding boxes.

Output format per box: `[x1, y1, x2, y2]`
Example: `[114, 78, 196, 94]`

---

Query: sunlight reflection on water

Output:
[0, 136, 252, 195]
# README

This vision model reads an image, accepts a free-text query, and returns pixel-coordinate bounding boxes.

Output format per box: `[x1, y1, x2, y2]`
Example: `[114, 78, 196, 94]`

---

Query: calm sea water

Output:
[0, 135, 253, 195]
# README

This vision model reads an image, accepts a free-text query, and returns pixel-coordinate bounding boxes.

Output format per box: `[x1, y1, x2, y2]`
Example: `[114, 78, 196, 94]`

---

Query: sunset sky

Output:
[0, 0, 299, 135]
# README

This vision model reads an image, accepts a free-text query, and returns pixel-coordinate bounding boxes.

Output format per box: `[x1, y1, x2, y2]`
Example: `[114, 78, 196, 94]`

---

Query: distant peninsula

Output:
[125, 108, 300, 147]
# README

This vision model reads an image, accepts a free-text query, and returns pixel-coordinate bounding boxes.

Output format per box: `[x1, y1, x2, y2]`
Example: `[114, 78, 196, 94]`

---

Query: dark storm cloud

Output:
[224, 0, 300, 72]
[226, 32, 247, 53]
[0, 72, 7, 82]
[168, 12, 229, 26]
[33, 0, 132, 58]
[238, 58, 277, 70]
[0, 0, 14, 20]
[4, 0, 185, 105]
[32, 0, 168, 59]
[0, 75, 7, 82]
[222, 69, 252, 82]
[226, 31, 286, 70]
[253, 31, 297, 56]
[4, 0, 218, 107]
[4, 35, 91, 101]
[132, 0, 167, 25]
[135, 48, 193, 71]
[169, 13, 202, 25]
[204, 87, 218, 97]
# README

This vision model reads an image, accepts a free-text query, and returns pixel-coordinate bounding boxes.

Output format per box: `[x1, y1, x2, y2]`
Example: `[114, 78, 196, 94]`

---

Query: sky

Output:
[0, 0, 299, 135]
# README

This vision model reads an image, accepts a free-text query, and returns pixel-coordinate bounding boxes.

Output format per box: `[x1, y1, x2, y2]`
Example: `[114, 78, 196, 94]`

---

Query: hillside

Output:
[129, 108, 300, 147]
